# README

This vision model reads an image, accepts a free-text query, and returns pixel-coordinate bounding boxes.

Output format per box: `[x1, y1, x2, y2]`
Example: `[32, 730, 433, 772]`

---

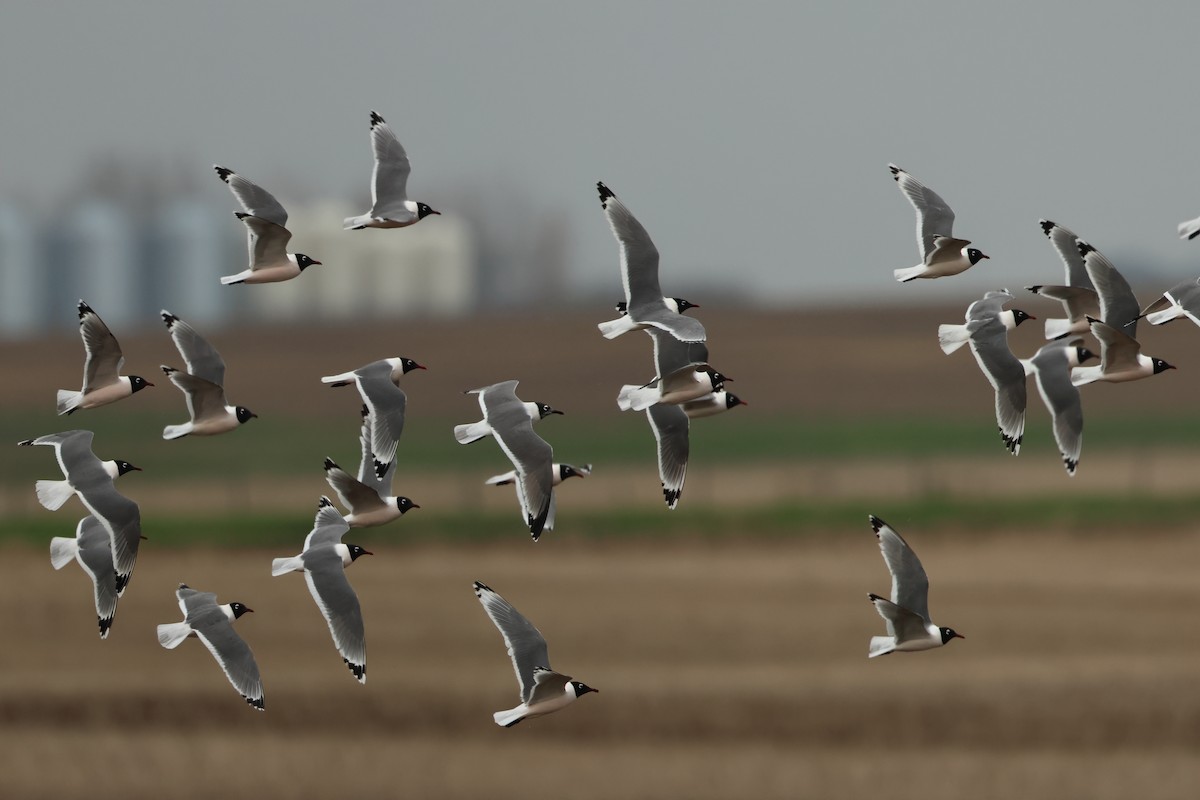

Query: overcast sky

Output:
[4, 2, 1200, 306]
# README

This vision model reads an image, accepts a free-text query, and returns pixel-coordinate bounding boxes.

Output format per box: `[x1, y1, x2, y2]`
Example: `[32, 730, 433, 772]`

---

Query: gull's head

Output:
[939, 627, 964, 644]
[416, 202, 441, 220]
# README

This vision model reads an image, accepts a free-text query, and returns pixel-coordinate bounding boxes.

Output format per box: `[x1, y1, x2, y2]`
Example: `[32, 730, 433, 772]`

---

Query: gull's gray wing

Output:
[869, 515, 930, 623]
[161, 312, 226, 387]
[164, 369, 229, 423]
[1078, 241, 1140, 337]
[1178, 214, 1200, 240]
[968, 314, 1027, 454]
[237, 213, 292, 269]
[77, 302, 124, 392]
[214, 166, 288, 227]
[889, 164, 956, 262]
[488, 398, 554, 538]
[646, 403, 689, 509]
[1030, 339, 1084, 475]
[177, 584, 219, 615]
[354, 407, 395, 497]
[1027, 285, 1100, 322]
[324, 459, 387, 514]
[870, 594, 930, 644]
[74, 515, 119, 638]
[597, 182, 662, 308]
[527, 668, 572, 706]
[473, 581, 550, 704]
[1089, 317, 1143, 373]
[304, 496, 350, 550]
[73, 480, 141, 594]
[964, 290, 1014, 322]
[651, 329, 710, 381]
[367, 111, 411, 216]
[25, 429, 105, 490]
[302, 547, 366, 682]
[925, 236, 973, 267]
[354, 361, 407, 472]
[188, 602, 264, 710]
[1038, 220, 1093, 289]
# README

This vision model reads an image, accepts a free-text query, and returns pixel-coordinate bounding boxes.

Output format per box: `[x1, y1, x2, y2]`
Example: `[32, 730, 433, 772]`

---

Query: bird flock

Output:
[16, 111, 746, 720]
[16, 137, 1199, 721]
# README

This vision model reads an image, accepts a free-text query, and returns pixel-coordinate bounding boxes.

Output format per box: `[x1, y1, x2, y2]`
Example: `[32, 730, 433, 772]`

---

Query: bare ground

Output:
[2, 529, 1198, 799]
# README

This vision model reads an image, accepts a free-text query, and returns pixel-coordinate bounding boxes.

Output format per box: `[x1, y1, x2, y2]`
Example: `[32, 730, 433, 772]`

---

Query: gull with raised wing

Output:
[1026, 220, 1100, 339]
[160, 311, 257, 438]
[271, 497, 372, 682]
[57, 300, 153, 415]
[866, 515, 963, 658]
[18, 430, 142, 594]
[324, 407, 419, 528]
[49, 515, 120, 638]
[457, 381, 556, 539]
[1022, 338, 1094, 475]
[321, 357, 426, 478]
[938, 290, 1034, 455]
[888, 163, 989, 282]
[617, 329, 730, 412]
[595, 182, 707, 343]
[473, 581, 597, 727]
[1077, 240, 1142, 336]
[1071, 317, 1176, 385]
[344, 111, 439, 230]
[213, 166, 321, 284]
[157, 584, 263, 710]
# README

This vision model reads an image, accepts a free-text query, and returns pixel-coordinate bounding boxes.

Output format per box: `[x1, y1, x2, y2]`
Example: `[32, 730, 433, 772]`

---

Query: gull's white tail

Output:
[1043, 316, 1076, 339]
[493, 705, 527, 727]
[868, 636, 896, 658]
[617, 383, 661, 412]
[597, 315, 638, 340]
[485, 471, 516, 486]
[271, 556, 304, 577]
[343, 215, 370, 230]
[49, 537, 79, 570]
[454, 421, 491, 445]
[320, 371, 355, 387]
[157, 622, 192, 649]
[36, 479, 76, 511]
[162, 423, 192, 440]
[937, 324, 969, 355]
[894, 264, 926, 283]
[56, 389, 82, 416]
[219, 271, 250, 286]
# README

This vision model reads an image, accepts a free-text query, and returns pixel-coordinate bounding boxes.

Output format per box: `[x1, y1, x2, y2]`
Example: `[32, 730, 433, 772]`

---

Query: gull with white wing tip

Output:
[457, 381, 558, 539]
[157, 584, 263, 710]
[595, 181, 707, 343]
[321, 357, 425, 478]
[1135, 277, 1200, 328]
[1021, 338, 1094, 475]
[866, 515, 963, 657]
[160, 311, 257, 438]
[1071, 317, 1176, 385]
[473, 581, 597, 727]
[617, 329, 731, 412]
[344, 111, 440, 230]
[1025, 220, 1100, 339]
[18, 430, 142, 594]
[57, 300, 153, 415]
[49, 516, 120, 638]
[271, 497, 372, 683]
[888, 164, 989, 282]
[938, 290, 1034, 455]
[213, 165, 321, 284]
[324, 406, 419, 528]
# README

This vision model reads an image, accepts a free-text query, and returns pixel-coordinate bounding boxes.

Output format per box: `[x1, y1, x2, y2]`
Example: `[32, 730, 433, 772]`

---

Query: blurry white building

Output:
[242, 202, 476, 322]
[0, 203, 41, 335]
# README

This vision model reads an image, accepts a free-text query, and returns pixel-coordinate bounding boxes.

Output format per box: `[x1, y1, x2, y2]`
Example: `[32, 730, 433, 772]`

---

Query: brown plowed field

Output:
[3, 530, 1198, 799]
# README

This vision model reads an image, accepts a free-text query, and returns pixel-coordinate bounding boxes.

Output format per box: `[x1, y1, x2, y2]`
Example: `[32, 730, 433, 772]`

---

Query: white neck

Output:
[102, 460, 120, 479]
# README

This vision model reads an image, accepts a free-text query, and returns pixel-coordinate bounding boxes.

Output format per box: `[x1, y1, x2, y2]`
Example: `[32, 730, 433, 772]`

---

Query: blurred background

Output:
[2, 3, 1198, 799]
